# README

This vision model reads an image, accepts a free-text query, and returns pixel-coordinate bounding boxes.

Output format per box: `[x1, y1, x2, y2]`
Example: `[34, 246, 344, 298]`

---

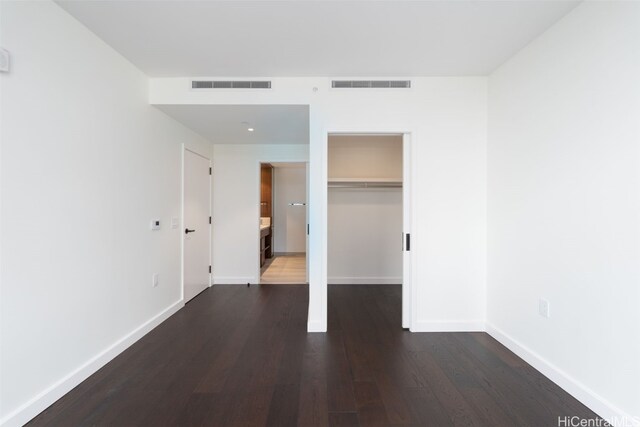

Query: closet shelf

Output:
[328, 178, 402, 188]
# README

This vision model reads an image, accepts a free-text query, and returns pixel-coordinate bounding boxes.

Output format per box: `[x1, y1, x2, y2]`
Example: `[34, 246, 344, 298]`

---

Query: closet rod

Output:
[328, 182, 402, 189]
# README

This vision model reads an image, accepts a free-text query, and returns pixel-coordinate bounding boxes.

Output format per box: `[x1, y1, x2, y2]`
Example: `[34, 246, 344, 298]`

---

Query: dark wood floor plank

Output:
[353, 381, 391, 427]
[297, 350, 329, 427]
[34, 287, 244, 427]
[432, 333, 544, 427]
[274, 288, 309, 386]
[27, 285, 603, 427]
[219, 287, 295, 393]
[328, 412, 360, 427]
[334, 287, 378, 382]
[143, 291, 258, 426]
[371, 369, 415, 425]
[452, 332, 571, 426]
[194, 288, 273, 393]
[326, 332, 358, 413]
[265, 384, 300, 427]
[470, 332, 597, 419]
[409, 350, 486, 426]
[114, 289, 248, 423]
[172, 392, 219, 427]
[216, 388, 275, 427]
[470, 332, 527, 367]
[90, 289, 253, 426]
[69, 288, 243, 426]
[425, 334, 515, 426]
[402, 386, 453, 427]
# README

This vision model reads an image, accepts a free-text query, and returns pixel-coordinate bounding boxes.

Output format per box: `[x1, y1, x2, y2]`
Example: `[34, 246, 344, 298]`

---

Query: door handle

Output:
[185, 228, 196, 234]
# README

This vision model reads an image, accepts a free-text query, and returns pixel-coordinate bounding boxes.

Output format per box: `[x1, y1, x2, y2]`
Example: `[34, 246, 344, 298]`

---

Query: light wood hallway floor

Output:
[260, 253, 307, 284]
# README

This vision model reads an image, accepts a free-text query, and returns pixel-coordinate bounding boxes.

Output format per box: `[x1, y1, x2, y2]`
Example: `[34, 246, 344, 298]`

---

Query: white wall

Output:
[487, 1, 640, 423]
[328, 188, 402, 284]
[151, 77, 488, 332]
[212, 144, 309, 284]
[273, 166, 307, 253]
[0, 2, 211, 425]
[328, 135, 403, 180]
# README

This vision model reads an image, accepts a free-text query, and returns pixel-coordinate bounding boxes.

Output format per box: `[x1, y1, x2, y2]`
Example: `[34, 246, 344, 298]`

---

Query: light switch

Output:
[539, 299, 550, 318]
[0, 48, 9, 73]
[151, 219, 161, 230]
[171, 217, 179, 229]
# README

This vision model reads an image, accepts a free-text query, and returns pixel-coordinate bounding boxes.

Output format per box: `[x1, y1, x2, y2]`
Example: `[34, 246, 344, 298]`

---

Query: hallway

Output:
[260, 253, 307, 284]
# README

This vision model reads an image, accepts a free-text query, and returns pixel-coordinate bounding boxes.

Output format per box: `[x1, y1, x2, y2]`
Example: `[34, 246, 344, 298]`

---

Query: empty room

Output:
[1, 1, 639, 426]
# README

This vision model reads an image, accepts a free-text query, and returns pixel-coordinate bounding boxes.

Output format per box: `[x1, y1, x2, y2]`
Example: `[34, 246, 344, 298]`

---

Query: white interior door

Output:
[184, 149, 211, 303]
[402, 134, 412, 329]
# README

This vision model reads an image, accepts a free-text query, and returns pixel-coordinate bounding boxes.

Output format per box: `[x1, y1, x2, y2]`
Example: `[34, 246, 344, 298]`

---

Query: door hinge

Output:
[405, 233, 411, 251]
[209, 216, 212, 224]
[209, 167, 212, 175]
[209, 265, 212, 274]
[307, 224, 309, 235]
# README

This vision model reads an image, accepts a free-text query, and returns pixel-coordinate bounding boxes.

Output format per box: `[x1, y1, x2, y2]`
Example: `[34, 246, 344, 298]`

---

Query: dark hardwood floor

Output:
[29, 285, 601, 426]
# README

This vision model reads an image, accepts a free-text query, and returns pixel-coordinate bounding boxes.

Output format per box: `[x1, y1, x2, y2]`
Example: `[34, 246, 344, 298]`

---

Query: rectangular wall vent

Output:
[331, 80, 411, 89]
[191, 80, 272, 89]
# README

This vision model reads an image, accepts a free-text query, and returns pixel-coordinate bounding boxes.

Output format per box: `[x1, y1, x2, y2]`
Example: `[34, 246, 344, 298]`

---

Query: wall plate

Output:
[0, 48, 9, 72]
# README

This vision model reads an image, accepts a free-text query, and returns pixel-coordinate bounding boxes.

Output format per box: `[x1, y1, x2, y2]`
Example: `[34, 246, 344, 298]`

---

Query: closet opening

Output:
[327, 133, 412, 329]
[259, 162, 309, 285]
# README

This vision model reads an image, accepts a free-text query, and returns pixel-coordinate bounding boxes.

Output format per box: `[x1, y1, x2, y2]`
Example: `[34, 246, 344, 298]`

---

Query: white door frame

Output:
[181, 145, 212, 302]
[255, 160, 309, 284]
[325, 131, 414, 330]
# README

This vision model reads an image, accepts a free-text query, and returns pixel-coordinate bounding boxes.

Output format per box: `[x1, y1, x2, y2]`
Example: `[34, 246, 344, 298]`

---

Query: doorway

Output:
[327, 133, 412, 328]
[183, 147, 211, 302]
[259, 162, 308, 284]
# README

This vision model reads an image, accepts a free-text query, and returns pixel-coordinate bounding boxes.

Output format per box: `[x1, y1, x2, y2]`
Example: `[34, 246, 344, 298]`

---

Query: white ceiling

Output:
[156, 105, 309, 144]
[57, 0, 579, 77]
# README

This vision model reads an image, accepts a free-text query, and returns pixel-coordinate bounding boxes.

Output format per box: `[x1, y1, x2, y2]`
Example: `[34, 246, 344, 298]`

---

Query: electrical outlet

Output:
[539, 298, 550, 318]
[171, 217, 179, 229]
[152, 273, 159, 288]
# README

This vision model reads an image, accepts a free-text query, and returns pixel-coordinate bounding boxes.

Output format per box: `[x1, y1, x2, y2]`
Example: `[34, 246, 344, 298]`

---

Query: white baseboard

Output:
[328, 276, 402, 285]
[410, 320, 485, 332]
[307, 319, 327, 333]
[0, 300, 184, 427]
[486, 322, 639, 427]
[213, 276, 256, 285]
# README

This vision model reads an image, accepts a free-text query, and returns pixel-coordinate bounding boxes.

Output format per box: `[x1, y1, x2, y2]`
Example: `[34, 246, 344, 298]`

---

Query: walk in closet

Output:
[327, 134, 403, 285]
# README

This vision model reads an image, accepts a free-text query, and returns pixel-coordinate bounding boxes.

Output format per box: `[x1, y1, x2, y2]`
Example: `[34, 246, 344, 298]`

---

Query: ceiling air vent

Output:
[331, 80, 411, 89]
[191, 80, 272, 89]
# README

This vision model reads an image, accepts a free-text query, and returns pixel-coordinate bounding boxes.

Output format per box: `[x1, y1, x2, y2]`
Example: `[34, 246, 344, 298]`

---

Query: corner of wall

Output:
[307, 318, 327, 333]
[486, 323, 640, 427]
[0, 300, 184, 427]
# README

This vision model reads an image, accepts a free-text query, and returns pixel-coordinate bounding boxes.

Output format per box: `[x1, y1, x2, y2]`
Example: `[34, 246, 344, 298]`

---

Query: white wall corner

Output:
[486, 323, 640, 427]
[0, 300, 185, 427]
[307, 318, 327, 333]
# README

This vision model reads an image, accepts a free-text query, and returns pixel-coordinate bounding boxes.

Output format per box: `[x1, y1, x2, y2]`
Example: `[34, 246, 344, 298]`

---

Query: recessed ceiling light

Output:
[248, 128, 254, 132]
